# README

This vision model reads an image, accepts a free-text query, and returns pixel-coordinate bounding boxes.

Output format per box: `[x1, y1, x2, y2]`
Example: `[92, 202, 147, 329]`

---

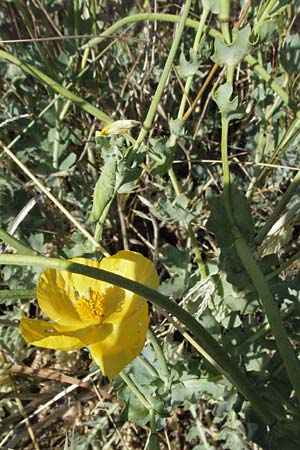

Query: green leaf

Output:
[87, 158, 116, 224]
[213, 83, 244, 120]
[177, 49, 200, 78]
[59, 152, 76, 170]
[169, 119, 185, 137]
[211, 25, 252, 68]
[207, 187, 255, 290]
[280, 33, 300, 75]
[149, 138, 175, 176]
[202, 0, 219, 13]
[150, 194, 199, 224]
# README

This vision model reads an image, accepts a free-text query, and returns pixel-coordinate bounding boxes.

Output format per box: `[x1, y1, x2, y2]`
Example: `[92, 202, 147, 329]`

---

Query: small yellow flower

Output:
[20, 251, 159, 379]
[96, 120, 140, 137]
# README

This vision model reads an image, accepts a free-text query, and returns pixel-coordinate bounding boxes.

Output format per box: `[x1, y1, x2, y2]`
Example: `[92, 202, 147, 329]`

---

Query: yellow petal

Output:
[20, 317, 112, 350]
[89, 300, 149, 379]
[100, 250, 159, 289]
[37, 268, 84, 328]
[66, 257, 102, 295]
[99, 250, 159, 322]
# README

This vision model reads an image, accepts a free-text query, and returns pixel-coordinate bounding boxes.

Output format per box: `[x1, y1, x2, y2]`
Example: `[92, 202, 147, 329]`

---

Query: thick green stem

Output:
[219, 0, 231, 44]
[0, 253, 277, 424]
[0, 228, 36, 255]
[220, 111, 300, 405]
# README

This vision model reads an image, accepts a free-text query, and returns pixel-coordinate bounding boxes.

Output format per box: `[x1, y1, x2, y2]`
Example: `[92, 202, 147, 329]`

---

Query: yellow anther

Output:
[76, 289, 105, 323]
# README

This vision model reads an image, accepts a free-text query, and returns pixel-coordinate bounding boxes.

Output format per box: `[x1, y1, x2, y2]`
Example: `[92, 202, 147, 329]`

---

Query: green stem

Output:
[0, 289, 36, 300]
[119, 371, 152, 410]
[81, 13, 201, 50]
[0, 228, 36, 255]
[253, 0, 280, 36]
[74, 0, 80, 48]
[0, 50, 111, 124]
[219, 0, 231, 44]
[177, 7, 209, 119]
[147, 328, 169, 383]
[149, 409, 160, 450]
[267, 250, 300, 280]
[238, 302, 300, 352]
[221, 117, 230, 209]
[245, 54, 291, 107]
[133, 0, 193, 152]
[166, 8, 209, 277]
[220, 111, 300, 405]
[0, 253, 277, 425]
[138, 354, 159, 378]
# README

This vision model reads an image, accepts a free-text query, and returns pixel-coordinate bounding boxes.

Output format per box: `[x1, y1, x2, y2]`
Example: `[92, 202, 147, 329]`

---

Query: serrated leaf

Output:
[87, 158, 116, 223]
[211, 25, 252, 67]
[149, 137, 175, 176]
[177, 49, 200, 78]
[213, 83, 244, 120]
[150, 194, 198, 224]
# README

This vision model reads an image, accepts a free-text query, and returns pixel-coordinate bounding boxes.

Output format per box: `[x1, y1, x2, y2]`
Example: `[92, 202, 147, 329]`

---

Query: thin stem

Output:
[165, 6, 209, 277]
[0, 140, 109, 256]
[81, 13, 201, 50]
[138, 354, 159, 378]
[253, 0, 279, 36]
[147, 327, 169, 383]
[0, 253, 277, 425]
[221, 117, 230, 209]
[0, 50, 111, 124]
[119, 371, 152, 410]
[0, 289, 36, 300]
[220, 110, 300, 405]
[149, 409, 160, 450]
[133, 0, 193, 152]
[177, 7, 209, 119]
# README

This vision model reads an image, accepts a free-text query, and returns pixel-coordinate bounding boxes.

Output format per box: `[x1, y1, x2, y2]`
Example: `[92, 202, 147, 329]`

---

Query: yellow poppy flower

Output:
[20, 250, 159, 380]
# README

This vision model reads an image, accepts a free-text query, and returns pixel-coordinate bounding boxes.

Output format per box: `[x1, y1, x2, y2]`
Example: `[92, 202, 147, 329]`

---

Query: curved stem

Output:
[0, 253, 277, 425]
[220, 110, 300, 405]
[119, 371, 152, 410]
[0, 228, 36, 256]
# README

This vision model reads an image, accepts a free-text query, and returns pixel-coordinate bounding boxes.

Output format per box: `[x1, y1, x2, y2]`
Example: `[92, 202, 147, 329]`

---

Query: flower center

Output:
[75, 289, 105, 324]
